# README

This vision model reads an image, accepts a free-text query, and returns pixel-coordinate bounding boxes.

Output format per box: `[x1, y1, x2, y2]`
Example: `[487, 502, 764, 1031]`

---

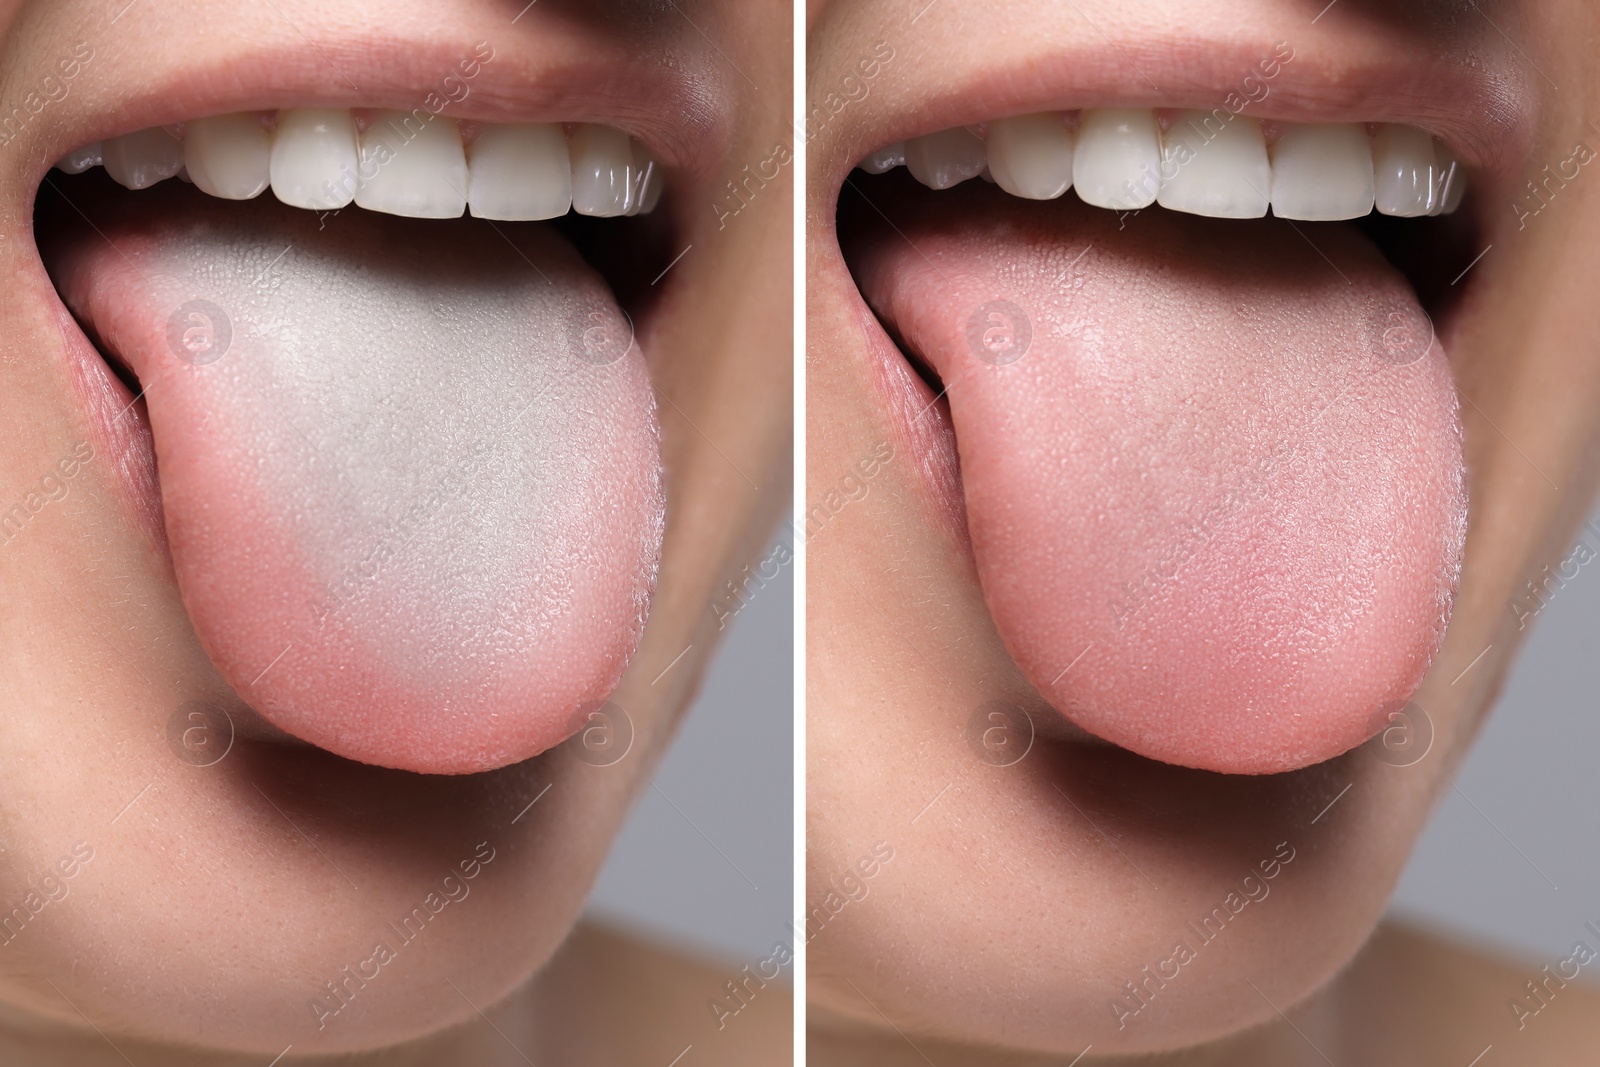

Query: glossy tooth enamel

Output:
[857, 114, 1464, 222]
[860, 141, 906, 174]
[54, 141, 102, 174]
[56, 113, 662, 220]
[637, 163, 663, 213]
[1156, 110, 1270, 219]
[1071, 108, 1162, 211]
[569, 123, 637, 217]
[1371, 123, 1439, 217]
[986, 113, 1075, 200]
[1269, 122, 1376, 221]
[184, 113, 271, 201]
[102, 127, 185, 191]
[467, 122, 572, 221]
[270, 108, 360, 211]
[626, 141, 661, 217]
[1432, 143, 1465, 216]
[354, 110, 468, 220]
[905, 126, 987, 190]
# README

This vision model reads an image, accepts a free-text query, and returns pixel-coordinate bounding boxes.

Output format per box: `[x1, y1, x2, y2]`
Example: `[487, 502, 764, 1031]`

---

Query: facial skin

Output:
[808, 0, 1600, 1061]
[0, 0, 790, 1062]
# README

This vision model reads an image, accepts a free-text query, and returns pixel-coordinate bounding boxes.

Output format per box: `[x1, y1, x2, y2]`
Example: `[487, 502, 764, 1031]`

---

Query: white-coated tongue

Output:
[850, 183, 1465, 775]
[43, 182, 663, 774]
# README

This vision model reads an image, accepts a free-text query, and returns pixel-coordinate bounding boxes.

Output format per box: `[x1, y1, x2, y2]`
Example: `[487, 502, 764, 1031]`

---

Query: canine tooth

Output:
[625, 140, 661, 216]
[637, 158, 663, 213]
[1430, 141, 1465, 215]
[184, 113, 270, 200]
[102, 128, 185, 190]
[859, 142, 906, 174]
[466, 122, 572, 221]
[270, 108, 359, 211]
[986, 114, 1074, 200]
[1371, 125, 1438, 217]
[54, 142, 102, 174]
[1269, 123, 1375, 220]
[570, 124, 636, 217]
[904, 127, 986, 190]
[354, 111, 468, 219]
[1156, 111, 1269, 219]
[1073, 109, 1160, 210]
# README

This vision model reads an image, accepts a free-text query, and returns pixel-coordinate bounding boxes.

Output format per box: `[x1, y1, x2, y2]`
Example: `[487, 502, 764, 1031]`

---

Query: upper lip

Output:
[10, 20, 728, 196]
[814, 20, 1529, 197]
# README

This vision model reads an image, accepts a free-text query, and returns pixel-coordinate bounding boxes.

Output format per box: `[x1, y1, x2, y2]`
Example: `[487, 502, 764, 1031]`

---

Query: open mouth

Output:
[26, 44, 702, 776]
[834, 69, 1504, 776]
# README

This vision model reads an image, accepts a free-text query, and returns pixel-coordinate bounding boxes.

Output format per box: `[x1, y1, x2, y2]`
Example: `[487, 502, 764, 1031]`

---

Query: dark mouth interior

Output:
[33, 166, 681, 394]
[35, 174, 143, 394]
[838, 167, 1482, 399]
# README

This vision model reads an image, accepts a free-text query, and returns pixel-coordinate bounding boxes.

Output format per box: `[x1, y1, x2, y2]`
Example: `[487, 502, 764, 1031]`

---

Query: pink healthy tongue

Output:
[43, 183, 662, 774]
[852, 185, 1465, 774]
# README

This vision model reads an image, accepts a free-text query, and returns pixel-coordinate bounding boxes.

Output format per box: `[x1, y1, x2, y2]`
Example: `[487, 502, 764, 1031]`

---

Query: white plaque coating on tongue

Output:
[47, 191, 663, 773]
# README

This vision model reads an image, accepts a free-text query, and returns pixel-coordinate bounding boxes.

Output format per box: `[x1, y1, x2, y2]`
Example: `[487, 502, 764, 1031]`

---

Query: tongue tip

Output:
[252, 704, 594, 776]
[1034, 587, 1455, 777]
[227, 630, 647, 776]
[190, 522, 660, 776]
[1075, 704, 1403, 777]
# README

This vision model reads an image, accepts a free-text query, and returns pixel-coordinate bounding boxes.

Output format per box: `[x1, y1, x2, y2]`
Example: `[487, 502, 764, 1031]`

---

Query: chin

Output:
[0, 731, 634, 1056]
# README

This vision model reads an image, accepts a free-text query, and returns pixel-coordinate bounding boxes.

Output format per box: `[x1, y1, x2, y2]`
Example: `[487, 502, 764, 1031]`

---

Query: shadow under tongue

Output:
[845, 179, 1464, 775]
[40, 180, 663, 774]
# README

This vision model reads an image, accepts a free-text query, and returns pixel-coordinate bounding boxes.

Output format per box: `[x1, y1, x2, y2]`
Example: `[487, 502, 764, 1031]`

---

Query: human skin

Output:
[807, 0, 1600, 1061]
[0, 0, 791, 1062]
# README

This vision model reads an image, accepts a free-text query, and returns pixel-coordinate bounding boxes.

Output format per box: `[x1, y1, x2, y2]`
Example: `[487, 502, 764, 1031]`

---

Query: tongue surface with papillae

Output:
[852, 188, 1464, 774]
[43, 185, 663, 774]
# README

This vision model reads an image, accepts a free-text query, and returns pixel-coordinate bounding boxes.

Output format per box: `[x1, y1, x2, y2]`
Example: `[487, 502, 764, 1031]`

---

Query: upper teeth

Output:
[55, 111, 663, 220]
[861, 111, 1463, 220]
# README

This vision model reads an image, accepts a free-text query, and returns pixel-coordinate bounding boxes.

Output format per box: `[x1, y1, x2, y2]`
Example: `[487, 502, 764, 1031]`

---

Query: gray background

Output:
[580, 500, 1600, 978]
[584, 535, 793, 965]
[1390, 498, 1600, 981]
